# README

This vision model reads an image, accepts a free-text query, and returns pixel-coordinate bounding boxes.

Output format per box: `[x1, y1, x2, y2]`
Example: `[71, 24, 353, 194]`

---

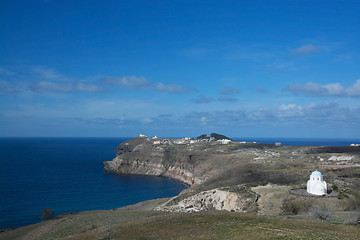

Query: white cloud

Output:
[346, 79, 360, 97]
[0, 81, 16, 93]
[291, 44, 321, 55]
[193, 95, 239, 104]
[154, 82, 193, 93]
[101, 76, 194, 93]
[31, 66, 63, 79]
[29, 81, 103, 93]
[0, 67, 15, 76]
[200, 116, 207, 124]
[255, 86, 268, 94]
[181, 102, 359, 129]
[101, 76, 151, 89]
[219, 87, 240, 95]
[76, 83, 104, 92]
[218, 97, 238, 102]
[193, 96, 214, 104]
[259, 62, 293, 72]
[247, 108, 274, 121]
[278, 104, 304, 118]
[284, 80, 360, 97]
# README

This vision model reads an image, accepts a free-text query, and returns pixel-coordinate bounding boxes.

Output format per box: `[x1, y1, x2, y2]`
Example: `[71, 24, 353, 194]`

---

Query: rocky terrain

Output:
[155, 185, 258, 213]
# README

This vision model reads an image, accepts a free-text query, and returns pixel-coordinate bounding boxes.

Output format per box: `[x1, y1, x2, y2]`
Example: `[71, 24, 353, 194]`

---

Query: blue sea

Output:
[0, 138, 188, 229]
[232, 137, 360, 146]
[1, 137, 359, 230]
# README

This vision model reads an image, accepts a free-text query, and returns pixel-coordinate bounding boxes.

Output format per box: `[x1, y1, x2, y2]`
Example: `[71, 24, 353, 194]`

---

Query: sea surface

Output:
[0, 138, 188, 229]
[232, 137, 360, 146]
[1, 137, 359, 229]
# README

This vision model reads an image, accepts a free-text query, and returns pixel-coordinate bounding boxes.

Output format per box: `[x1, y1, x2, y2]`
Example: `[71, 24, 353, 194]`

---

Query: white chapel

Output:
[307, 170, 327, 195]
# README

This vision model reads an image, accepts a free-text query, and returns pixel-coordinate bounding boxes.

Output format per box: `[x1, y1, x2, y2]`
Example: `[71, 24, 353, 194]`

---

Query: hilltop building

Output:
[307, 170, 327, 195]
[218, 139, 231, 144]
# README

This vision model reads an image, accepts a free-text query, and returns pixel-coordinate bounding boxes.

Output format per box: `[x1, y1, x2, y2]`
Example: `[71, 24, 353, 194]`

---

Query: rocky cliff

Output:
[103, 134, 264, 186]
[103, 134, 279, 187]
[104, 136, 207, 186]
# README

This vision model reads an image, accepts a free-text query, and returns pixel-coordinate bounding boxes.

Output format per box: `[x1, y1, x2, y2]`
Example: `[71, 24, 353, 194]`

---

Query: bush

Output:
[281, 197, 313, 215]
[331, 184, 339, 192]
[246, 182, 268, 188]
[338, 192, 349, 199]
[344, 197, 360, 211]
[41, 208, 54, 220]
[309, 205, 332, 221]
[345, 214, 360, 226]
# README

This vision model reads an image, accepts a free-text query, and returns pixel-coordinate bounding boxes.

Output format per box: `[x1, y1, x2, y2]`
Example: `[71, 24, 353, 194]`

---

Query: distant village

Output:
[350, 143, 360, 147]
[138, 133, 360, 148]
[138, 133, 258, 146]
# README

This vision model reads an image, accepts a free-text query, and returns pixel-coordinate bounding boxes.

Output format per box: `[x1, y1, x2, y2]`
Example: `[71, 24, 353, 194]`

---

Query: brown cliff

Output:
[104, 136, 207, 186]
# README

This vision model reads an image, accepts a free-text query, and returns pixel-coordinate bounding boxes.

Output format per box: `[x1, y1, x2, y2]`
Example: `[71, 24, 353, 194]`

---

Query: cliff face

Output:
[103, 135, 278, 187]
[104, 137, 206, 186]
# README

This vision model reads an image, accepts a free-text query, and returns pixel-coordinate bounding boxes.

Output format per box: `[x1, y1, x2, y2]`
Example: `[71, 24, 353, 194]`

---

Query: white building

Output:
[307, 170, 327, 195]
[217, 139, 231, 144]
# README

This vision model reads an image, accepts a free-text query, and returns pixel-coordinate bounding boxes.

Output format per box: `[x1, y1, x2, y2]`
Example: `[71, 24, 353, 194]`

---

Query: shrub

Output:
[246, 182, 268, 188]
[344, 197, 360, 211]
[345, 214, 360, 226]
[338, 192, 349, 199]
[309, 205, 332, 221]
[331, 184, 339, 192]
[41, 208, 54, 220]
[281, 197, 313, 215]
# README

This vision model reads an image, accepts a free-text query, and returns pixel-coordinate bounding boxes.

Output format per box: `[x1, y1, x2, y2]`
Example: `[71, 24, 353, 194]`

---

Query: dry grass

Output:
[65, 211, 360, 240]
[0, 210, 165, 240]
[3, 210, 359, 240]
[252, 184, 292, 215]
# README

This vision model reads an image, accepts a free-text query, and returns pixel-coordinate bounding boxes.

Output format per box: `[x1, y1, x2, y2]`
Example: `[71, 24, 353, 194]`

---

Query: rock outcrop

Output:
[196, 133, 232, 141]
[156, 186, 258, 213]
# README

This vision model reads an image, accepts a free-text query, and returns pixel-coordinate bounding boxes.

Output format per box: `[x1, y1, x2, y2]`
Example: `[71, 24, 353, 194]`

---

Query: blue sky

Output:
[0, 0, 359, 138]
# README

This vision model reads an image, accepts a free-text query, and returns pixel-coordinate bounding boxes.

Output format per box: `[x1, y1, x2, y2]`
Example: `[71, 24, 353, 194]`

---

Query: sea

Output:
[232, 137, 360, 146]
[1, 137, 359, 230]
[0, 137, 187, 230]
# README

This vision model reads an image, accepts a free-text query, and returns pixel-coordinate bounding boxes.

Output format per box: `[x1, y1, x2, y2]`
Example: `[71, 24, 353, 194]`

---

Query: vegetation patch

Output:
[281, 197, 314, 215]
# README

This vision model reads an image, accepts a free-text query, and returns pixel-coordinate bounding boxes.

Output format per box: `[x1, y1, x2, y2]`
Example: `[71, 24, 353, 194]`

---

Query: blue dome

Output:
[310, 170, 322, 177]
